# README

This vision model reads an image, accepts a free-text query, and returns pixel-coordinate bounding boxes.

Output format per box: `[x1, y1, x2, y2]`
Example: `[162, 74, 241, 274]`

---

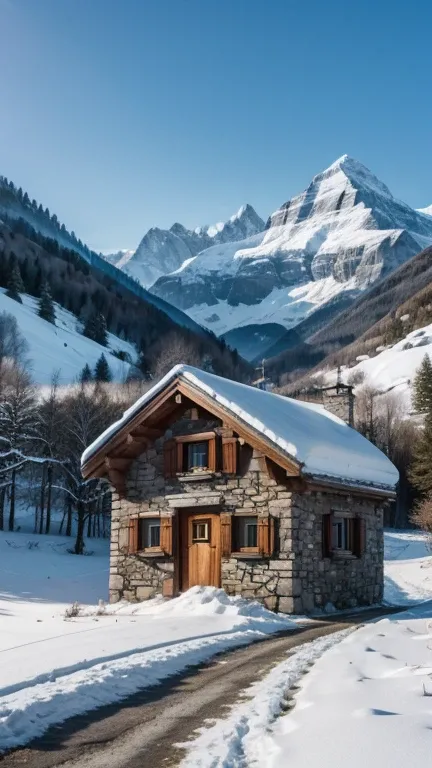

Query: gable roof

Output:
[81, 365, 398, 493]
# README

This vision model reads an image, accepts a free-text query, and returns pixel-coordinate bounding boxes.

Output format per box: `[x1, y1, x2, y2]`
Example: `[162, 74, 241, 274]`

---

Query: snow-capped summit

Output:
[111, 205, 264, 288]
[418, 204, 432, 217]
[151, 156, 432, 355]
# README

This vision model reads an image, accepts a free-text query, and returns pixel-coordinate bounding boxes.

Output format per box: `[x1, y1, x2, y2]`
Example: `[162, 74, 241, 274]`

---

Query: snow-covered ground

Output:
[322, 321, 432, 414]
[0, 289, 135, 385]
[181, 602, 432, 767]
[0, 528, 430, 753]
[180, 531, 432, 767]
[0, 530, 295, 751]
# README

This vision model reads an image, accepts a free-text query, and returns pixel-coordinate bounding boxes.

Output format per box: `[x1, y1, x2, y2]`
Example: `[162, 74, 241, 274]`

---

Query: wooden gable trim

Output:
[305, 476, 395, 500]
[82, 374, 303, 481]
[176, 381, 301, 478]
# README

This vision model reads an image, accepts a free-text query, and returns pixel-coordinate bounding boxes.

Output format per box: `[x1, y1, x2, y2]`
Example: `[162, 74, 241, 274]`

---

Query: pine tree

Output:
[412, 354, 432, 414]
[83, 312, 108, 346]
[79, 363, 93, 384]
[38, 281, 56, 324]
[6, 257, 25, 303]
[409, 410, 432, 496]
[94, 354, 112, 383]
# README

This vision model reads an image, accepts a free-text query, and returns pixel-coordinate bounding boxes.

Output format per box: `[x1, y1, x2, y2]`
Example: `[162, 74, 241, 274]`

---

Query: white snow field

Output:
[321, 321, 432, 415]
[0, 288, 135, 385]
[0, 528, 430, 753]
[180, 602, 432, 768]
[0, 530, 295, 751]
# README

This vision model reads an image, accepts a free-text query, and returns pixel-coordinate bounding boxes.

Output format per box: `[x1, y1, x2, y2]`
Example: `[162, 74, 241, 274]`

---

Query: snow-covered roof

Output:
[81, 365, 398, 492]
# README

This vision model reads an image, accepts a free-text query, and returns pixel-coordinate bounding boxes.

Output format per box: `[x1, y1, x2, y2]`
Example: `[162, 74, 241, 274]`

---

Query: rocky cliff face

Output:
[107, 204, 264, 289]
[151, 156, 432, 343]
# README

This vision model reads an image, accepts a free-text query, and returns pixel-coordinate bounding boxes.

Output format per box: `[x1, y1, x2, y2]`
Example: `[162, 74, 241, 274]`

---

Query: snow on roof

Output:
[81, 365, 398, 491]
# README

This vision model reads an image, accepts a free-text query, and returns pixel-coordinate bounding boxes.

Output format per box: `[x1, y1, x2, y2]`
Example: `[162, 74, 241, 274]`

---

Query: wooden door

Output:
[180, 510, 221, 590]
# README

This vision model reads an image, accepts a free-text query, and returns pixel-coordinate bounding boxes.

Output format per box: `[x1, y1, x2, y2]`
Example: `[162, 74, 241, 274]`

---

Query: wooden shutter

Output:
[258, 516, 274, 557]
[208, 436, 217, 472]
[220, 513, 232, 557]
[163, 439, 177, 478]
[160, 516, 173, 555]
[222, 437, 237, 474]
[128, 517, 139, 554]
[352, 517, 365, 558]
[322, 513, 333, 558]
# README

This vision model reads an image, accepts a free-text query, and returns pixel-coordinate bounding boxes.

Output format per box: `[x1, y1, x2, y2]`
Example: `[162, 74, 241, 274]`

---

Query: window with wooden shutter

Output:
[128, 517, 139, 554]
[352, 517, 365, 558]
[220, 513, 232, 557]
[163, 439, 177, 478]
[160, 516, 173, 556]
[258, 516, 274, 557]
[222, 437, 237, 474]
[322, 513, 333, 558]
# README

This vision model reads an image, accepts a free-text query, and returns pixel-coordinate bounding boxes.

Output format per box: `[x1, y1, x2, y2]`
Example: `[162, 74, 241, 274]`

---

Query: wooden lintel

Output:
[129, 426, 162, 440]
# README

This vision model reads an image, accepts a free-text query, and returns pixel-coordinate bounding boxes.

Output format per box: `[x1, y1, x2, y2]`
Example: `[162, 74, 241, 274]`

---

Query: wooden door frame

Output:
[176, 506, 221, 592]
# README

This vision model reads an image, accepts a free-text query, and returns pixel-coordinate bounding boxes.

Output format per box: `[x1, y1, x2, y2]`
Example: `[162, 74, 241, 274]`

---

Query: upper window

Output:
[233, 516, 258, 551]
[138, 517, 161, 550]
[186, 441, 209, 471]
[192, 520, 211, 542]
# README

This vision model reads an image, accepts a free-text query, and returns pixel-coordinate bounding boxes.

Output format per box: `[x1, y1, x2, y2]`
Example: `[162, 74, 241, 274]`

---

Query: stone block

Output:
[109, 574, 124, 590]
[136, 586, 155, 600]
[278, 596, 294, 614]
[276, 578, 292, 597]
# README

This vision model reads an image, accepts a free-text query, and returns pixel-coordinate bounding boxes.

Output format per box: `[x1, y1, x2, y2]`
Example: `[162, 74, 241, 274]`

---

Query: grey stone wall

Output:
[289, 489, 384, 613]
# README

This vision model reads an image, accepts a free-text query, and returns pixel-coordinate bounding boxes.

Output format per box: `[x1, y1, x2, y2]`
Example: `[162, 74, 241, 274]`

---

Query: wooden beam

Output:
[129, 426, 162, 440]
[107, 468, 126, 497]
[105, 457, 130, 471]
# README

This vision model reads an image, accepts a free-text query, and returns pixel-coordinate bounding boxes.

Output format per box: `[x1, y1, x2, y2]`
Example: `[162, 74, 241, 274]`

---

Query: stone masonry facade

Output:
[108, 415, 384, 613]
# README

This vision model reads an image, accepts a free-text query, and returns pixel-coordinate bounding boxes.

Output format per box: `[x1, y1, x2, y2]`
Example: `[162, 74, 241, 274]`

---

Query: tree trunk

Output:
[87, 508, 92, 538]
[8, 468, 16, 531]
[74, 503, 86, 555]
[59, 509, 66, 535]
[45, 464, 53, 534]
[0, 487, 5, 531]
[39, 463, 46, 535]
[66, 496, 72, 537]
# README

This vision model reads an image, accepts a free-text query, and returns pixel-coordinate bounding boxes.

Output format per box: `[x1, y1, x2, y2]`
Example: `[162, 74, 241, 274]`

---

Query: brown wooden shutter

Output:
[160, 516, 173, 555]
[222, 437, 237, 474]
[258, 517, 273, 557]
[220, 513, 232, 557]
[322, 513, 333, 558]
[352, 517, 365, 558]
[163, 440, 177, 478]
[128, 517, 139, 554]
[208, 436, 217, 472]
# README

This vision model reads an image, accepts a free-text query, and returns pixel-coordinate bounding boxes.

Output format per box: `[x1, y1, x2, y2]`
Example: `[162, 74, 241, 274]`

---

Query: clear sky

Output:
[0, 0, 431, 252]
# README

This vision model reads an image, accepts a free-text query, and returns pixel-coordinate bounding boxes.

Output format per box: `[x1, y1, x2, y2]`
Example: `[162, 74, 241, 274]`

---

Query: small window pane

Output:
[234, 516, 258, 549]
[332, 518, 351, 551]
[187, 442, 208, 470]
[139, 518, 160, 549]
[192, 520, 210, 542]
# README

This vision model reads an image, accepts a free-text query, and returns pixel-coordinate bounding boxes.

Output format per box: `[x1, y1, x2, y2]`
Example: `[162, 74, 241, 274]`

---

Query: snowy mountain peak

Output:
[111, 205, 264, 288]
[418, 204, 432, 217]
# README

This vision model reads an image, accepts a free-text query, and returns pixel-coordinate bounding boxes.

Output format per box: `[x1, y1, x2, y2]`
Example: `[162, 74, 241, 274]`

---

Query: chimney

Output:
[291, 383, 355, 427]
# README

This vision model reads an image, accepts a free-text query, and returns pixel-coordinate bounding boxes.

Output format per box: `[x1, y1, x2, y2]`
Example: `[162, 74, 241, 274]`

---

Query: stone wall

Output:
[289, 489, 384, 613]
[294, 386, 354, 427]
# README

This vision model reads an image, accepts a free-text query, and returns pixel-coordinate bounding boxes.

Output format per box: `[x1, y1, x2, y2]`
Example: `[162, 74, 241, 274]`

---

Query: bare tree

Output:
[151, 332, 201, 380]
[411, 496, 432, 550]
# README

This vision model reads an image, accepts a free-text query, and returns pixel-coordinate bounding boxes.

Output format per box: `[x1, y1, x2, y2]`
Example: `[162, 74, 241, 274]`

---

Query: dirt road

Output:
[1, 608, 398, 768]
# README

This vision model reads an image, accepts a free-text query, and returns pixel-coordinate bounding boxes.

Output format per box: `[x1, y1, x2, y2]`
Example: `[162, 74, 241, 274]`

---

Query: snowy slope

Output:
[152, 156, 432, 339]
[101, 248, 134, 266]
[0, 289, 135, 385]
[109, 204, 264, 289]
[417, 204, 432, 216]
[322, 321, 432, 413]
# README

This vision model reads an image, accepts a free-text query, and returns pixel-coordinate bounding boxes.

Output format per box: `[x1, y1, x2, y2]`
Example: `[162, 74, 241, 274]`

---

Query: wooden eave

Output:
[81, 375, 302, 483]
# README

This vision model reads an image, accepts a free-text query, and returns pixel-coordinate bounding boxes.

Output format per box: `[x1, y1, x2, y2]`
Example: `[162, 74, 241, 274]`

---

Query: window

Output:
[233, 516, 258, 551]
[187, 441, 209, 471]
[323, 513, 364, 558]
[332, 517, 352, 551]
[138, 518, 161, 550]
[192, 520, 211, 542]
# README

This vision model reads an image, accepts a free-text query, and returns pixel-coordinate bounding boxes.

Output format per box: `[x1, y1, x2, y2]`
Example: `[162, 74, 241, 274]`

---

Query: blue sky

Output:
[0, 0, 431, 252]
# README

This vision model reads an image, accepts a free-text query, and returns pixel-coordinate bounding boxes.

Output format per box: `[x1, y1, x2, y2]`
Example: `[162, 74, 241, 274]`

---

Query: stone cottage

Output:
[81, 365, 398, 613]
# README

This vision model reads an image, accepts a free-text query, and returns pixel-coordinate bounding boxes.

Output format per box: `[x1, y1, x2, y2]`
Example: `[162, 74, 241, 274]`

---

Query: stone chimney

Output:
[291, 383, 355, 427]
